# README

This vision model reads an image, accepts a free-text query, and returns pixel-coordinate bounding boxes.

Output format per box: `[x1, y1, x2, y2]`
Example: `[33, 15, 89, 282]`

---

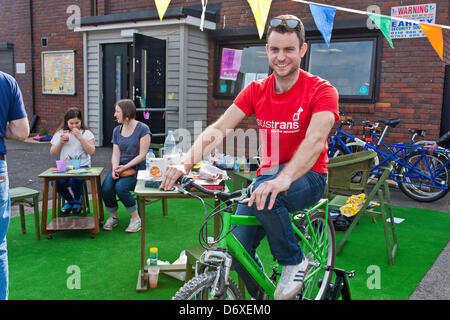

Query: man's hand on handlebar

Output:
[160, 165, 187, 191]
[248, 175, 292, 211]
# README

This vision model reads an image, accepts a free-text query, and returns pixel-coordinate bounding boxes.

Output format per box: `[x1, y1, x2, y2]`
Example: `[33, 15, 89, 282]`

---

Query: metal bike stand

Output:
[325, 267, 355, 300]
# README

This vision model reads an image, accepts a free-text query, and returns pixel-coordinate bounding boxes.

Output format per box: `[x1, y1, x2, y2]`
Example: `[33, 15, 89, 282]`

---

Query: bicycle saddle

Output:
[378, 118, 400, 128]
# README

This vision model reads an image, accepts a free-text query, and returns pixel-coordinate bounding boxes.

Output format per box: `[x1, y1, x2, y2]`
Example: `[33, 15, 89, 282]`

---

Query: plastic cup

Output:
[71, 159, 81, 169]
[243, 162, 250, 174]
[61, 130, 70, 143]
[56, 160, 66, 172]
[148, 266, 160, 289]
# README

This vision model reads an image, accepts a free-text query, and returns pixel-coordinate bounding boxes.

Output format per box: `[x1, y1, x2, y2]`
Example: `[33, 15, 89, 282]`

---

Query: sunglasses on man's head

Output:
[269, 18, 301, 30]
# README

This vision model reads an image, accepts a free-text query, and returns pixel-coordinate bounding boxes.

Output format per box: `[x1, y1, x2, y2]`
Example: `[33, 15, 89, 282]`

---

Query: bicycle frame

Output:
[207, 198, 330, 300]
[389, 145, 449, 189]
[329, 125, 448, 189]
[329, 125, 397, 159]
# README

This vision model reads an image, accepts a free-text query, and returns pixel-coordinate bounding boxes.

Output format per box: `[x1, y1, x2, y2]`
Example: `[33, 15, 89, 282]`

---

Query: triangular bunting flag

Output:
[309, 3, 336, 47]
[367, 13, 394, 48]
[420, 23, 443, 61]
[247, 0, 272, 39]
[155, 0, 171, 21]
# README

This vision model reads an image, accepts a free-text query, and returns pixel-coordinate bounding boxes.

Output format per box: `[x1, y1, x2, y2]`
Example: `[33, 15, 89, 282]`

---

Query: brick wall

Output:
[0, 1, 33, 120]
[31, 1, 94, 133]
[1, 0, 448, 143]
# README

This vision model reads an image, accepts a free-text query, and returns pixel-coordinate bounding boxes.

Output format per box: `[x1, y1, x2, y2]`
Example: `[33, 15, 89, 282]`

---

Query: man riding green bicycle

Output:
[161, 14, 339, 300]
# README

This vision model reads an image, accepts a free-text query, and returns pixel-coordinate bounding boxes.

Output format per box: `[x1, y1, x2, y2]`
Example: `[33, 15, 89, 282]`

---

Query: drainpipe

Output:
[29, 0, 35, 116]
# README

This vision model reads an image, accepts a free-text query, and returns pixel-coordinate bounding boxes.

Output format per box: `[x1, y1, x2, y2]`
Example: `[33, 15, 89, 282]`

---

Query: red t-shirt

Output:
[234, 69, 339, 176]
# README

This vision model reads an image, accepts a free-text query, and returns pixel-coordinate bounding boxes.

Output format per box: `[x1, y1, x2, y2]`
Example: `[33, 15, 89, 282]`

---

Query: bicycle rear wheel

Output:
[296, 210, 336, 300]
[172, 271, 243, 300]
[397, 151, 449, 202]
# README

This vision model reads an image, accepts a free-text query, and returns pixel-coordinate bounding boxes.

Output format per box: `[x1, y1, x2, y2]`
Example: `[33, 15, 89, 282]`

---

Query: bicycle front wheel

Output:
[297, 210, 336, 300]
[172, 271, 243, 300]
[397, 151, 449, 202]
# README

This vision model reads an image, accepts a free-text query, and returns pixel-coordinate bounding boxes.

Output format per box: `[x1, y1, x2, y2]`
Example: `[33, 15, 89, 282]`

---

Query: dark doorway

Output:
[102, 43, 130, 147]
[133, 33, 166, 144]
[0, 43, 14, 76]
[441, 65, 450, 136]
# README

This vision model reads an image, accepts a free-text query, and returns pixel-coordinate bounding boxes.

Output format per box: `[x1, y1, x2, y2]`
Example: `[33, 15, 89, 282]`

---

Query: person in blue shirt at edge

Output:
[0, 71, 30, 300]
[160, 14, 339, 300]
[101, 99, 151, 233]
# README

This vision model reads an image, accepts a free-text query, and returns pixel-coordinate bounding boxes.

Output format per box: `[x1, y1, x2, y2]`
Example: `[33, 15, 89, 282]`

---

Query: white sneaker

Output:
[103, 216, 118, 231]
[125, 218, 141, 233]
[274, 258, 309, 300]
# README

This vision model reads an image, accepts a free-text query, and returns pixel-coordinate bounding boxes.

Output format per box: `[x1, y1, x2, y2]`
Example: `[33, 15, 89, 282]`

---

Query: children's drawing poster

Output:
[42, 51, 76, 95]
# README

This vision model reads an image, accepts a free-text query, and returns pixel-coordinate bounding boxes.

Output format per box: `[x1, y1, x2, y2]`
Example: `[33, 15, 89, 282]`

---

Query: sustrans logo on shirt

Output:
[256, 118, 300, 131]
[293, 106, 303, 121]
[256, 106, 302, 132]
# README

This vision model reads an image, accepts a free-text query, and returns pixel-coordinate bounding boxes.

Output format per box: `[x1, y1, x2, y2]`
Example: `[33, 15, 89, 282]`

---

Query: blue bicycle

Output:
[328, 114, 449, 202]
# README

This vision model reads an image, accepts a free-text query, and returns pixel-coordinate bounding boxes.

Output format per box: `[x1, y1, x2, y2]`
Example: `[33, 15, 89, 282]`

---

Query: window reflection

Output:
[115, 56, 121, 101]
[308, 40, 375, 97]
[216, 45, 269, 97]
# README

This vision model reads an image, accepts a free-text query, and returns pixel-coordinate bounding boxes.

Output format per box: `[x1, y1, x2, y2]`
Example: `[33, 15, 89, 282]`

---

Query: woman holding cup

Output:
[50, 108, 95, 215]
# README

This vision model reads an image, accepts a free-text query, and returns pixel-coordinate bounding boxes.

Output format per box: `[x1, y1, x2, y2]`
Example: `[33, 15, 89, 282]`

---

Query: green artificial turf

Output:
[334, 205, 450, 300]
[6, 187, 450, 300]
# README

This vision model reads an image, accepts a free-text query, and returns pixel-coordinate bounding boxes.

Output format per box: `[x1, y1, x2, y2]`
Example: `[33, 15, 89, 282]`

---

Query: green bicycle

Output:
[172, 176, 336, 300]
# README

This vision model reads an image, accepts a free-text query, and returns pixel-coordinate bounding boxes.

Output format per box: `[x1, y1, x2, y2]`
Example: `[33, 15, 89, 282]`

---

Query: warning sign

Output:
[390, 3, 436, 39]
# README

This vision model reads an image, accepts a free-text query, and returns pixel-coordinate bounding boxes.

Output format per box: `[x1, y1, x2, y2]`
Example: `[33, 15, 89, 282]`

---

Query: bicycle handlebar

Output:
[176, 175, 250, 202]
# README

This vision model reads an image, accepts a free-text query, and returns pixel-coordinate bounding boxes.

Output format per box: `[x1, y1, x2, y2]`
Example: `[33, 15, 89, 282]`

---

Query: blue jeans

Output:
[101, 169, 137, 213]
[0, 160, 10, 300]
[56, 178, 83, 204]
[231, 166, 327, 298]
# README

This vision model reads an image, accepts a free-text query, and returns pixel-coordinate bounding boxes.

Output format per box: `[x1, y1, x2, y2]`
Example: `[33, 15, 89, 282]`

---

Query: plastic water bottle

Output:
[164, 130, 176, 156]
[233, 157, 240, 172]
[146, 149, 156, 172]
[149, 247, 158, 266]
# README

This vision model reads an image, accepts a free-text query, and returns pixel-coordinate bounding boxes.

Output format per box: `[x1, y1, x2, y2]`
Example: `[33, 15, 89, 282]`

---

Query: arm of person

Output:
[72, 128, 95, 156]
[429, 130, 450, 154]
[248, 111, 336, 210]
[49, 139, 63, 156]
[5, 117, 29, 141]
[436, 131, 450, 148]
[160, 104, 246, 190]
[115, 134, 151, 174]
[111, 144, 121, 180]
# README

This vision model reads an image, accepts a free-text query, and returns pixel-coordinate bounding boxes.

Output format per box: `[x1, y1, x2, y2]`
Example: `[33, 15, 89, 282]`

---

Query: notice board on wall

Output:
[41, 51, 76, 95]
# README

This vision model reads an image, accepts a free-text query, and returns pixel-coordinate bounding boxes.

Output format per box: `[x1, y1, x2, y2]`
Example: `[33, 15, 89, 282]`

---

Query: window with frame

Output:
[215, 42, 269, 98]
[304, 36, 380, 102]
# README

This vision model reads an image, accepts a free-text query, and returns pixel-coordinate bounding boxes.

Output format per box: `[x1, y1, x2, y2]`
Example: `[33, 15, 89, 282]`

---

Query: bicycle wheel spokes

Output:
[299, 211, 336, 300]
[398, 151, 449, 202]
[173, 271, 243, 300]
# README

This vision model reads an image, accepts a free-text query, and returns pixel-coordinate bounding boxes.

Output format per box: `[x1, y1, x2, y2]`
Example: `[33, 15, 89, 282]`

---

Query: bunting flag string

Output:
[247, 0, 272, 39]
[155, 0, 171, 21]
[308, 3, 336, 47]
[291, 0, 448, 60]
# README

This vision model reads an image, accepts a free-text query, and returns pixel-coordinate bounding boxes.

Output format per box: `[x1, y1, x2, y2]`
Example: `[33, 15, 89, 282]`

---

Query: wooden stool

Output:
[185, 245, 246, 299]
[10, 187, 40, 240]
